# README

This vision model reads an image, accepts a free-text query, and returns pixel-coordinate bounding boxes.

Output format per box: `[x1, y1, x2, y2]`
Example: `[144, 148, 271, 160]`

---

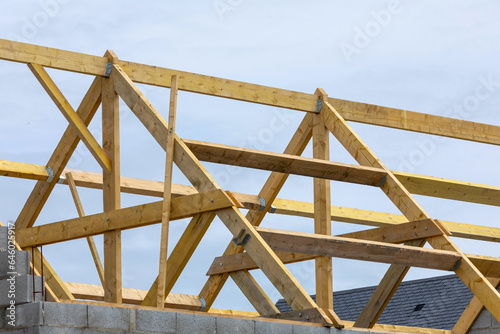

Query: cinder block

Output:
[254, 319, 293, 334]
[216, 316, 255, 334]
[44, 302, 88, 327]
[176, 312, 216, 334]
[292, 323, 330, 334]
[0, 275, 44, 307]
[135, 308, 176, 333]
[12, 301, 43, 328]
[88, 304, 130, 331]
[0, 226, 7, 251]
[471, 308, 493, 329]
[25, 326, 86, 334]
[0, 249, 31, 278]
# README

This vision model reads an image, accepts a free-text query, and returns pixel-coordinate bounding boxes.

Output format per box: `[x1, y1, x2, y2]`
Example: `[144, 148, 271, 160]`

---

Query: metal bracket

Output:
[315, 99, 322, 113]
[199, 297, 207, 312]
[258, 196, 266, 212]
[451, 259, 462, 271]
[45, 166, 54, 183]
[232, 228, 251, 246]
[57, 176, 66, 184]
[268, 205, 277, 214]
[103, 62, 112, 77]
[375, 175, 387, 187]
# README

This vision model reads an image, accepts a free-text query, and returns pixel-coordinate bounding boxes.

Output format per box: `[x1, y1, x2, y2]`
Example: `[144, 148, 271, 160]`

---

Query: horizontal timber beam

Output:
[17, 189, 236, 247]
[64, 282, 202, 310]
[3, 150, 500, 207]
[2, 162, 499, 243]
[207, 248, 500, 279]
[1, 39, 500, 145]
[183, 139, 387, 186]
[258, 227, 462, 271]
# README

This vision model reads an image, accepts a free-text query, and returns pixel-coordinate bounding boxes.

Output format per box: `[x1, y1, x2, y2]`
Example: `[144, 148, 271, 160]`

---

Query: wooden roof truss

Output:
[0, 39, 499, 334]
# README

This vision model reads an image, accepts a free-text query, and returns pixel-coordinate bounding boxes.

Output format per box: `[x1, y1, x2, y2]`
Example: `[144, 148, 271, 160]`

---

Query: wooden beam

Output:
[141, 213, 216, 306]
[339, 219, 444, 244]
[250, 227, 462, 271]
[4, 158, 500, 208]
[157, 75, 178, 308]
[65, 172, 105, 286]
[64, 282, 202, 310]
[183, 139, 386, 186]
[393, 170, 500, 207]
[102, 50, 121, 304]
[2, 39, 500, 145]
[452, 278, 500, 334]
[28, 63, 111, 171]
[111, 66, 333, 325]
[17, 189, 235, 247]
[14, 77, 102, 230]
[207, 248, 500, 279]
[272, 198, 500, 243]
[4, 162, 500, 243]
[312, 97, 333, 310]
[229, 270, 279, 315]
[199, 113, 314, 310]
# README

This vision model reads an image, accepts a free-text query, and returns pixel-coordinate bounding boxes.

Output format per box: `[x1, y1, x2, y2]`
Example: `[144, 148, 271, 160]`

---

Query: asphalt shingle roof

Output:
[275, 275, 474, 330]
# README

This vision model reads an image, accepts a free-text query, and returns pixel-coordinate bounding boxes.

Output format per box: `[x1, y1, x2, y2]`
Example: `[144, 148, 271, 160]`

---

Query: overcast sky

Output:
[1, 0, 499, 312]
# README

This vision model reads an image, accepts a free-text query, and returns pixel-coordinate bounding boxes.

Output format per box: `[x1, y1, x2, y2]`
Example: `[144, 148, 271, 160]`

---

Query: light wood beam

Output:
[14, 77, 102, 230]
[207, 248, 499, 279]
[17, 190, 236, 248]
[65, 281, 203, 310]
[28, 63, 111, 171]
[312, 102, 333, 310]
[157, 75, 178, 308]
[102, 50, 121, 303]
[4, 162, 499, 243]
[229, 270, 280, 315]
[183, 139, 386, 186]
[258, 227, 461, 271]
[4, 158, 500, 208]
[65, 172, 105, 286]
[2, 39, 500, 145]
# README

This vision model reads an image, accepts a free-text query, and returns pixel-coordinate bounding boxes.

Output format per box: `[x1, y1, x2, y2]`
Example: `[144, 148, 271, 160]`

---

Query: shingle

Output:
[275, 275, 473, 330]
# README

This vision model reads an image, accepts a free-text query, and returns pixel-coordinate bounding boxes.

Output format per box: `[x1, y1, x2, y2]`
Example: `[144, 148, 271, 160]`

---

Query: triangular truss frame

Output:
[1, 39, 499, 334]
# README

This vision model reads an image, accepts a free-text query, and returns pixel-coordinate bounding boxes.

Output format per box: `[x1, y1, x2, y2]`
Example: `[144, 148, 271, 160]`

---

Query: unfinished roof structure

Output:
[0, 38, 499, 334]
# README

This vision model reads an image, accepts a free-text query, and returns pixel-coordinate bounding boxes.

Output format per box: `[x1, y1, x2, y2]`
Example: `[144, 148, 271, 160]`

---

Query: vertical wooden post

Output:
[102, 50, 121, 303]
[313, 89, 333, 310]
[157, 75, 178, 307]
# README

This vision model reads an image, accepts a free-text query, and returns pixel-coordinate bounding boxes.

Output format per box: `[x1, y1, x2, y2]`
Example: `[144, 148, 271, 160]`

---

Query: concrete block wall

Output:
[0, 302, 418, 334]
